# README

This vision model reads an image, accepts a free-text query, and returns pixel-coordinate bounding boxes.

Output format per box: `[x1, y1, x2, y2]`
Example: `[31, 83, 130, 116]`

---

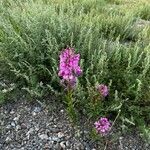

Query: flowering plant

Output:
[96, 84, 109, 97]
[58, 47, 82, 122]
[94, 117, 111, 136]
[58, 47, 82, 89]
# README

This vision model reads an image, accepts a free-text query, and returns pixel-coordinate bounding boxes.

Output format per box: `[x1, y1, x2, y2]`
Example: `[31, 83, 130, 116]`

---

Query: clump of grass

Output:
[137, 4, 150, 20]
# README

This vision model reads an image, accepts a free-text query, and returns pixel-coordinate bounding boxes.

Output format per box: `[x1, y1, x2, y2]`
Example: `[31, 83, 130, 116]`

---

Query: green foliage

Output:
[137, 4, 150, 20]
[0, 0, 150, 141]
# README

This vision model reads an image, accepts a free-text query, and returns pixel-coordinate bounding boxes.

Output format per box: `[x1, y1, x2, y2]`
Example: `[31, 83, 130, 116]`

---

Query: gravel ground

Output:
[0, 97, 149, 150]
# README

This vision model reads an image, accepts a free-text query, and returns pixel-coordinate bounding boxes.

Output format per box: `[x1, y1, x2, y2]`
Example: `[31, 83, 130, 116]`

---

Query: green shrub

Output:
[137, 4, 150, 20]
[0, 0, 150, 141]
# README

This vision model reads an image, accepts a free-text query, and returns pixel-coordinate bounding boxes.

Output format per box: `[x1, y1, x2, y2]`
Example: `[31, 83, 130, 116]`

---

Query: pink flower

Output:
[58, 47, 82, 88]
[96, 84, 109, 97]
[94, 117, 111, 136]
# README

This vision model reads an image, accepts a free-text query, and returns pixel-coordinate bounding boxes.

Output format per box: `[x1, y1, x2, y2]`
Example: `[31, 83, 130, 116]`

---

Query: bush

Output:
[0, 0, 150, 141]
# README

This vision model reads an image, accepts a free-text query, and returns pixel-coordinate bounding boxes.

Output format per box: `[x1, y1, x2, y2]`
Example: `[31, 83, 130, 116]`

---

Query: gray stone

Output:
[49, 128, 60, 133]
[75, 143, 84, 150]
[16, 125, 21, 130]
[58, 132, 65, 138]
[54, 143, 61, 149]
[38, 134, 48, 140]
[11, 121, 16, 127]
[5, 136, 12, 143]
[33, 107, 42, 113]
[32, 112, 36, 116]
[48, 141, 54, 148]
[66, 141, 70, 147]
[21, 123, 27, 129]
[60, 141, 66, 149]
[60, 109, 64, 113]
[10, 110, 15, 114]
[6, 124, 11, 129]
[49, 136, 60, 142]
[26, 128, 34, 139]
[13, 115, 20, 121]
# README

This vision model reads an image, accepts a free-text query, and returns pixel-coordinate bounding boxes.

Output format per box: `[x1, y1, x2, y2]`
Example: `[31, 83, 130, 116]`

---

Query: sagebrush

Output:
[0, 0, 150, 141]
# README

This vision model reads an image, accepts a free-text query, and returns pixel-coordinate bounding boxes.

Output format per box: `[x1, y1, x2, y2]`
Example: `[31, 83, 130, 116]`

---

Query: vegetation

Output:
[0, 0, 150, 141]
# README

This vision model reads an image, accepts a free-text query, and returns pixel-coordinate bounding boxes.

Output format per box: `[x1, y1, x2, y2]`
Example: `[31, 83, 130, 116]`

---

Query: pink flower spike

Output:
[94, 117, 111, 136]
[96, 84, 109, 97]
[58, 47, 82, 89]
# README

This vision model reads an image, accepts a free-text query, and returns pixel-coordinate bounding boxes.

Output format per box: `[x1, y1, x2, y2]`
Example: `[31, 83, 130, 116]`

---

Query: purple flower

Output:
[94, 117, 111, 136]
[58, 47, 82, 88]
[96, 84, 109, 97]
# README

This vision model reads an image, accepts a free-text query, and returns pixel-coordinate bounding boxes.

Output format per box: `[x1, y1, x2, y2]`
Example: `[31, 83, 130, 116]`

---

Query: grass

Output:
[0, 0, 150, 142]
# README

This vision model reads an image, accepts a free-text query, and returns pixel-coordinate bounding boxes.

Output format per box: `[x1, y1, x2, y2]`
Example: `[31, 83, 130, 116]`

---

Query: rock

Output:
[54, 143, 61, 149]
[21, 123, 27, 129]
[83, 142, 91, 150]
[49, 136, 60, 142]
[16, 125, 21, 130]
[32, 112, 36, 116]
[48, 141, 54, 148]
[44, 143, 50, 149]
[6, 124, 11, 129]
[10, 110, 15, 114]
[35, 126, 39, 131]
[11, 121, 16, 127]
[119, 136, 124, 150]
[75, 143, 84, 150]
[5, 136, 12, 143]
[49, 128, 60, 133]
[60, 141, 66, 149]
[60, 109, 64, 113]
[33, 107, 42, 113]
[58, 132, 65, 138]
[54, 125, 57, 128]
[13, 115, 20, 121]
[66, 141, 70, 147]
[38, 134, 48, 140]
[26, 128, 34, 139]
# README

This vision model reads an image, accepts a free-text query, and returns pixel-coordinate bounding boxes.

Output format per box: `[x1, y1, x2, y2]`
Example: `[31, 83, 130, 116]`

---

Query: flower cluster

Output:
[94, 117, 111, 136]
[58, 47, 82, 88]
[96, 84, 108, 97]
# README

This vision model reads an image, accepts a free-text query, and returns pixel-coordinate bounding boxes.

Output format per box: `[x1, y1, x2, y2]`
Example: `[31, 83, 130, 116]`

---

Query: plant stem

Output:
[66, 89, 76, 123]
[110, 109, 121, 131]
[104, 140, 108, 150]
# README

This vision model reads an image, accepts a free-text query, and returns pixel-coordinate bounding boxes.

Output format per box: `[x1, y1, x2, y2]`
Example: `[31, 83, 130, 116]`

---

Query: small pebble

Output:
[60, 109, 64, 113]
[16, 125, 21, 131]
[58, 132, 65, 138]
[49, 136, 60, 142]
[60, 141, 66, 149]
[10, 110, 15, 114]
[44, 143, 50, 149]
[21, 123, 27, 129]
[11, 121, 16, 127]
[54, 143, 61, 149]
[6, 124, 11, 129]
[32, 112, 36, 116]
[38, 134, 48, 140]
[66, 141, 70, 147]
[5, 137, 12, 143]
[33, 107, 41, 113]
[13, 115, 20, 121]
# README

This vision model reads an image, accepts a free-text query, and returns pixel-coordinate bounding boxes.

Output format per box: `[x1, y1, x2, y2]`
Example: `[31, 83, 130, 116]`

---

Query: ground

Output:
[0, 98, 149, 150]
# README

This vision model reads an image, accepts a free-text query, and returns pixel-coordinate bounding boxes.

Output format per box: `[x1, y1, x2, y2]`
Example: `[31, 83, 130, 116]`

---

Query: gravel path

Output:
[0, 98, 149, 150]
